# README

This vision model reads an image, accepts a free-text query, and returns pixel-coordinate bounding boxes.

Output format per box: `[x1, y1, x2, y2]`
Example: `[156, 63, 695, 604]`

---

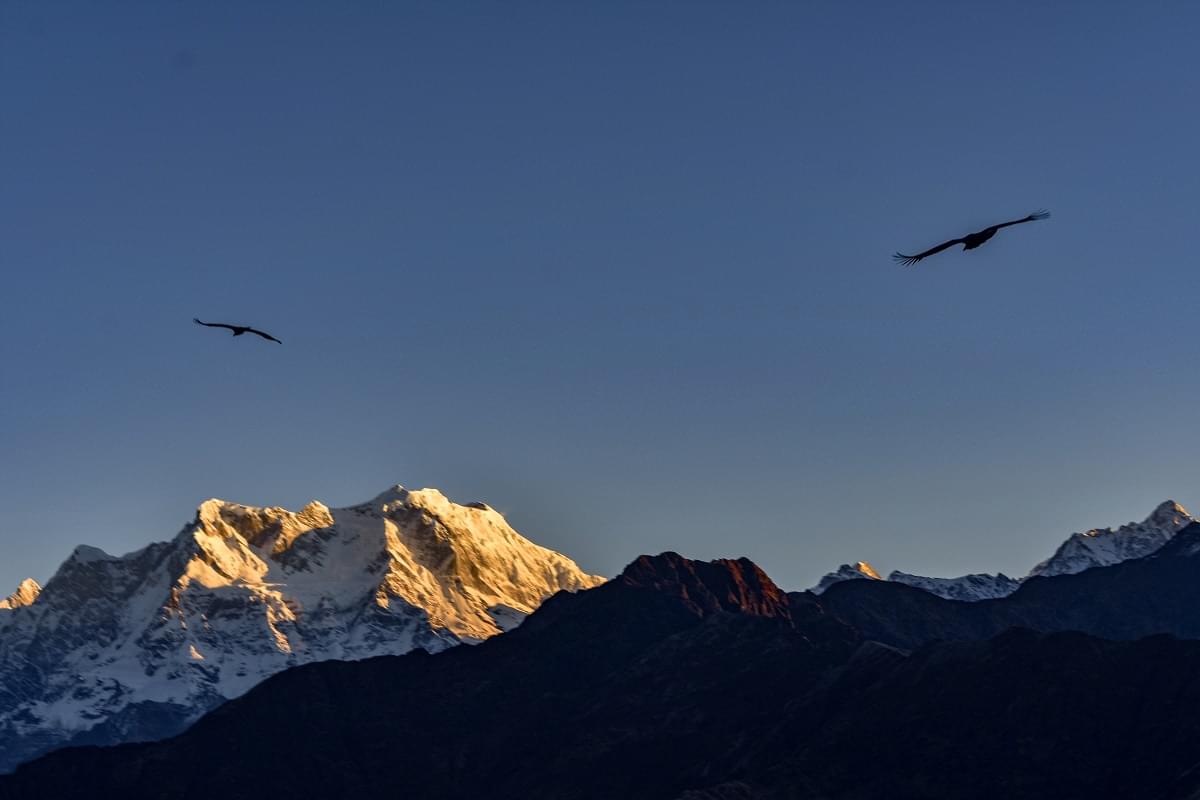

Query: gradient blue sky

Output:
[3, 1, 1200, 593]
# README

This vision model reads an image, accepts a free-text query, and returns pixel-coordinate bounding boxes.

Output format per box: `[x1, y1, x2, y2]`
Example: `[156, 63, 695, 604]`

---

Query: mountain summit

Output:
[0, 485, 602, 773]
[811, 561, 881, 594]
[0, 579, 40, 610]
[1028, 499, 1193, 577]
[618, 552, 794, 619]
[812, 500, 1195, 600]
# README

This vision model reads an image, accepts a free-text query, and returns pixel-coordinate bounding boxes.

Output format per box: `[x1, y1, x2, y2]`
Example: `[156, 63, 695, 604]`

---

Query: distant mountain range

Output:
[7, 490, 1200, 796]
[11, 528, 1200, 799]
[811, 499, 1193, 600]
[0, 485, 601, 773]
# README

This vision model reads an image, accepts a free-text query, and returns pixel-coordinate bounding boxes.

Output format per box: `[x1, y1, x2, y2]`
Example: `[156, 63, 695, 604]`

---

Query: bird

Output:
[193, 318, 282, 344]
[893, 210, 1050, 266]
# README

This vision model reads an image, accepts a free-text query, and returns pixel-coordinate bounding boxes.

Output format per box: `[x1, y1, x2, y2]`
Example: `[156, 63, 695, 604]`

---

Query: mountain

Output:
[810, 561, 881, 593]
[0, 485, 602, 773]
[0, 553, 863, 800]
[818, 521, 1200, 650]
[766, 628, 1200, 800]
[812, 499, 1194, 601]
[0, 579, 39, 610]
[886, 569, 1019, 601]
[1029, 499, 1193, 576]
[10, 550, 1200, 799]
[813, 561, 1020, 602]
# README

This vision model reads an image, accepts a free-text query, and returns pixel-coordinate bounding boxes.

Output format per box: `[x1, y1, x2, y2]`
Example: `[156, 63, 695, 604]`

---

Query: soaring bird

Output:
[893, 210, 1050, 266]
[193, 318, 282, 344]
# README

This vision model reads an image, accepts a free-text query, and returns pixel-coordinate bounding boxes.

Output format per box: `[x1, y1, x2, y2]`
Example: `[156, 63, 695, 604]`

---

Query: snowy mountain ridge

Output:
[0, 579, 40, 610]
[0, 485, 603, 772]
[886, 570, 1020, 602]
[1028, 500, 1192, 577]
[811, 500, 1194, 600]
[811, 562, 882, 594]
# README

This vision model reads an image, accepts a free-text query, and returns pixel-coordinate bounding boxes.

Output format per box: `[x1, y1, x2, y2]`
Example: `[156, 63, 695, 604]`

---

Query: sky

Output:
[3, 1, 1200, 594]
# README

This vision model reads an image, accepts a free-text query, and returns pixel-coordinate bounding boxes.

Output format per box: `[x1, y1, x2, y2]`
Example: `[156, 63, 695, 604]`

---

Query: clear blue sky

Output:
[3, 1, 1199, 593]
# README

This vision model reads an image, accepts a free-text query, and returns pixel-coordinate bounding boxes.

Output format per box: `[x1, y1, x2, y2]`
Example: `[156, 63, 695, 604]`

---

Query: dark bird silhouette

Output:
[893, 210, 1050, 266]
[193, 318, 282, 344]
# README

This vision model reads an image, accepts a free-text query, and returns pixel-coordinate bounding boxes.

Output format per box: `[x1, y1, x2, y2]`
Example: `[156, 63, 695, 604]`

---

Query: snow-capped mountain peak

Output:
[65, 544, 115, 564]
[1029, 500, 1194, 578]
[1146, 499, 1190, 529]
[808, 500, 1197, 601]
[0, 484, 604, 773]
[811, 561, 882, 594]
[0, 579, 41, 610]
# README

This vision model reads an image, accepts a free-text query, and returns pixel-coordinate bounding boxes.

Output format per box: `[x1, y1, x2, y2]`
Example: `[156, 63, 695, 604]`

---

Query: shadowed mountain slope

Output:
[0, 553, 859, 799]
[9, 547, 1200, 799]
[817, 522, 1200, 650]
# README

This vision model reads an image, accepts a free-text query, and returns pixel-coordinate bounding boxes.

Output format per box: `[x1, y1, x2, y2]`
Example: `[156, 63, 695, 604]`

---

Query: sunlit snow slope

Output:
[0, 485, 603, 772]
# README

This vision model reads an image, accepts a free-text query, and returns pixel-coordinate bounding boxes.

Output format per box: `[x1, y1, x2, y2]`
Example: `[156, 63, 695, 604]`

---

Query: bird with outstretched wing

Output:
[894, 210, 1050, 266]
[193, 318, 282, 344]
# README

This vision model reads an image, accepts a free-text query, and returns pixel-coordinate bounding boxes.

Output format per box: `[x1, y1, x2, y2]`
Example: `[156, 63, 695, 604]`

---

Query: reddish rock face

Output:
[617, 552, 793, 620]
